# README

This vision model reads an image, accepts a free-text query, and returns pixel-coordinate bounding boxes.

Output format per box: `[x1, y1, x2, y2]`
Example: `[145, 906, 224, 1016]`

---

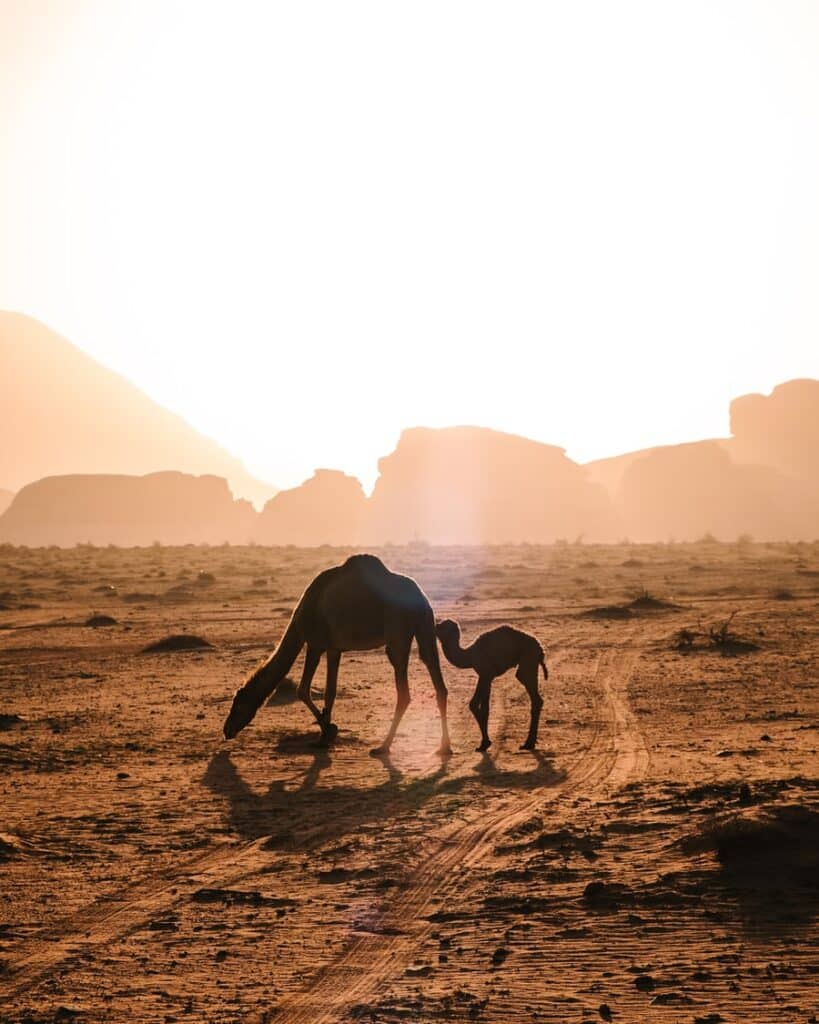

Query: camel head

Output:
[435, 618, 461, 643]
[223, 686, 258, 739]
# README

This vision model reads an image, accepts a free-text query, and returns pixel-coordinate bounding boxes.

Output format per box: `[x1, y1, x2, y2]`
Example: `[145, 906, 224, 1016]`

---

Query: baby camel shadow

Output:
[471, 748, 565, 791]
[203, 744, 451, 850]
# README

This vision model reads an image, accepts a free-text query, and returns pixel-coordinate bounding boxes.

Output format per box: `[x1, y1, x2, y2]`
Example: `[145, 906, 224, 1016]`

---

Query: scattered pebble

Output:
[491, 947, 509, 966]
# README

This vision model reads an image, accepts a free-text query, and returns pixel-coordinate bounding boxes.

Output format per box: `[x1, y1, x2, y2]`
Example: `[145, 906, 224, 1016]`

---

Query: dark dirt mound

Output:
[679, 803, 819, 928]
[702, 804, 819, 871]
[713, 637, 760, 655]
[0, 713, 24, 730]
[85, 614, 118, 627]
[192, 887, 296, 908]
[122, 591, 158, 603]
[140, 634, 213, 654]
[0, 832, 24, 860]
[583, 880, 634, 908]
[581, 605, 633, 620]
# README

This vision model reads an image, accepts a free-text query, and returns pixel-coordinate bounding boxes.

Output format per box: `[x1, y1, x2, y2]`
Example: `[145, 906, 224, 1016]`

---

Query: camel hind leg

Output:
[416, 619, 451, 756]
[319, 649, 341, 745]
[370, 633, 412, 756]
[515, 656, 544, 750]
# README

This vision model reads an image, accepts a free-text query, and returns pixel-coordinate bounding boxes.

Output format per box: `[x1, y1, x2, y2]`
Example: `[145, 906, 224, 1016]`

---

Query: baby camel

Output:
[435, 619, 547, 751]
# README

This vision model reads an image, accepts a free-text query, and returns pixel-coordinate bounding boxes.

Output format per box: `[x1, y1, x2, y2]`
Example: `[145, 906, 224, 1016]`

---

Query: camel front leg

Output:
[319, 649, 341, 745]
[469, 675, 493, 751]
[371, 641, 411, 756]
[297, 645, 327, 742]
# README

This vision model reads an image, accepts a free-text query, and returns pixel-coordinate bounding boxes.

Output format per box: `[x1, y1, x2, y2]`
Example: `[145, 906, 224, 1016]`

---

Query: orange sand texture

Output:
[1, 541, 818, 1022]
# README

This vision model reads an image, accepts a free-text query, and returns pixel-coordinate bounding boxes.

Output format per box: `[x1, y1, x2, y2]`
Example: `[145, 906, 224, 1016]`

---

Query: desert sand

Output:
[1, 541, 817, 1022]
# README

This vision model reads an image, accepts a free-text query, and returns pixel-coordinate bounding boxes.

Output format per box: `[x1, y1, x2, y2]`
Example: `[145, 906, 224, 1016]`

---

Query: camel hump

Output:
[342, 553, 390, 575]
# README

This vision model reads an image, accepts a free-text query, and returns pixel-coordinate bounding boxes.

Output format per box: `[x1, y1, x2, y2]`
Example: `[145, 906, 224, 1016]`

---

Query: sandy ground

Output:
[1, 541, 818, 1023]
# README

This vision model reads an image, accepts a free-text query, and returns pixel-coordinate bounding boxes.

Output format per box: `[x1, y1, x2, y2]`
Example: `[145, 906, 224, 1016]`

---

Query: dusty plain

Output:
[1, 541, 818, 1023]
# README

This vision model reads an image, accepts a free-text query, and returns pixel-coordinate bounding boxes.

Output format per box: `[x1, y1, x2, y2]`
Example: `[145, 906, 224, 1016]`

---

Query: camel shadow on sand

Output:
[202, 736, 565, 851]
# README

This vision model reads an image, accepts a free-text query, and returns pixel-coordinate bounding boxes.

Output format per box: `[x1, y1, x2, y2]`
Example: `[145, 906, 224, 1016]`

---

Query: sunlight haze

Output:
[2, 1, 818, 490]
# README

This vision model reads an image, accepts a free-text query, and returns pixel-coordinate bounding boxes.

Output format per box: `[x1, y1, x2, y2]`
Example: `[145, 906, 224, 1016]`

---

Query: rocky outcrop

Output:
[587, 378, 819, 541]
[3, 368, 817, 545]
[0, 311, 275, 506]
[254, 469, 367, 546]
[619, 441, 817, 541]
[367, 426, 618, 544]
[727, 379, 819, 486]
[0, 472, 256, 546]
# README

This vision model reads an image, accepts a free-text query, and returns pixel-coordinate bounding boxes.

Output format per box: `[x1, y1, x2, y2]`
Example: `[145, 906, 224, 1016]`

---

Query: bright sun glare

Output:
[3, 1, 819, 489]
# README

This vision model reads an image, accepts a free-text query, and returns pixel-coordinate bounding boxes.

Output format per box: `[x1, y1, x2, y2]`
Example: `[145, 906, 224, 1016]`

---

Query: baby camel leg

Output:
[516, 660, 544, 750]
[469, 675, 493, 751]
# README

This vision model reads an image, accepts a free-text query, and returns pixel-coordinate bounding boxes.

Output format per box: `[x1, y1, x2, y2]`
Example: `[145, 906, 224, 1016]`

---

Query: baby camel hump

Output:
[472, 625, 545, 677]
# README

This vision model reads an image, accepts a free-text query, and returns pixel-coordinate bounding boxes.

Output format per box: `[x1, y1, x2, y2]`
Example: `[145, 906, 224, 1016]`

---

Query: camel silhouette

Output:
[223, 554, 451, 755]
[435, 619, 547, 751]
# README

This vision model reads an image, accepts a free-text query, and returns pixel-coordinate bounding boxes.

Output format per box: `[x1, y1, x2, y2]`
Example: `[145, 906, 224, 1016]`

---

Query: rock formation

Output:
[619, 441, 816, 541]
[367, 426, 618, 544]
[726, 379, 819, 486]
[0, 472, 255, 546]
[253, 469, 367, 546]
[587, 380, 819, 541]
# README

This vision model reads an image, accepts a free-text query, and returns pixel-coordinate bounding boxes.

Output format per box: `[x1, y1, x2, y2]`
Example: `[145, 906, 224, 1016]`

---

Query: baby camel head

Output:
[223, 685, 258, 740]
[435, 618, 461, 643]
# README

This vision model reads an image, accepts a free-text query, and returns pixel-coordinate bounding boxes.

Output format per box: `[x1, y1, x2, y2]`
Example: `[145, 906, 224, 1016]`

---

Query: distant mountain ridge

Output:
[0, 312, 275, 507]
[1, 309, 817, 544]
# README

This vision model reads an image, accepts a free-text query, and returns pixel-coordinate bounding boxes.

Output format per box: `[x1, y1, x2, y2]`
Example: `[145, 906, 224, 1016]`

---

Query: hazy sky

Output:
[2, 1, 818, 490]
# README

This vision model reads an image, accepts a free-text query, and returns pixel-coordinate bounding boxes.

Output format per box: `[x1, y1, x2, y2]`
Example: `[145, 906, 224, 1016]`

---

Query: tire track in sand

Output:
[0, 835, 269, 998]
[0, 650, 575, 1000]
[0, 642, 646, 1013]
[270, 636, 647, 1023]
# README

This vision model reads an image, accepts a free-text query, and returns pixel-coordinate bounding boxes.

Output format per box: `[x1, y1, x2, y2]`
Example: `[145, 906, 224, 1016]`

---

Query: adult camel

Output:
[223, 554, 451, 755]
